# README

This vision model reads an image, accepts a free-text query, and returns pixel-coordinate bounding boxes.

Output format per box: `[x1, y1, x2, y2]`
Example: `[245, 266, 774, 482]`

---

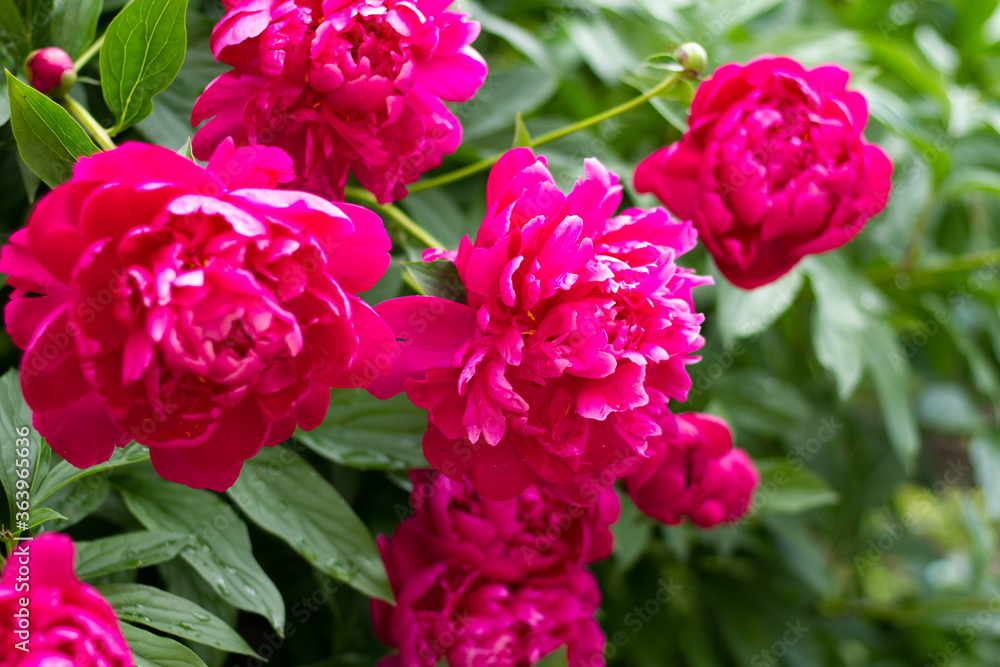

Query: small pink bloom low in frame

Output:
[0, 534, 132, 667]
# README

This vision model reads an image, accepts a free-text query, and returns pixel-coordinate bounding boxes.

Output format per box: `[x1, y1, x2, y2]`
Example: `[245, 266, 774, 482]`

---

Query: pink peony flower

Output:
[192, 0, 487, 204]
[370, 148, 709, 501]
[634, 57, 893, 289]
[0, 534, 132, 667]
[372, 472, 607, 667]
[24, 47, 76, 97]
[402, 471, 619, 582]
[625, 413, 759, 528]
[0, 141, 396, 490]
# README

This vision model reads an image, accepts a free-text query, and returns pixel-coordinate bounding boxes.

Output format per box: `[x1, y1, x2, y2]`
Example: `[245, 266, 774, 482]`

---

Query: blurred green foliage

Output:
[3, 0, 1000, 665]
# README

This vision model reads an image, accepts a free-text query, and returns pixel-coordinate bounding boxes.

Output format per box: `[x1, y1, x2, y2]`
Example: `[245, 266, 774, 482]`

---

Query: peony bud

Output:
[24, 47, 77, 97]
[674, 42, 708, 78]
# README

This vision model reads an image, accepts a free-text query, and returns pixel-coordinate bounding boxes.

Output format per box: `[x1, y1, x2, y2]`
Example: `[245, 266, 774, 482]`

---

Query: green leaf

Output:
[120, 623, 209, 667]
[0, 69, 10, 125]
[0, 0, 27, 61]
[862, 319, 920, 472]
[176, 136, 194, 160]
[296, 388, 429, 471]
[398, 189, 472, 250]
[41, 473, 111, 532]
[806, 259, 866, 401]
[100, 0, 188, 134]
[97, 583, 257, 655]
[228, 446, 393, 603]
[460, 0, 553, 70]
[15, 149, 41, 202]
[116, 469, 286, 633]
[715, 266, 804, 346]
[462, 64, 559, 141]
[21, 506, 67, 533]
[536, 646, 569, 667]
[0, 369, 44, 527]
[75, 531, 196, 579]
[52, 0, 102, 59]
[611, 489, 653, 573]
[158, 559, 238, 667]
[750, 459, 840, 516]
[970, 432, 1000, 520]
[34, 442, 149, 505]
[6, 71, 100, 187]
[512, 110, 532, 147]
[402, 260, 466, 303]
[14, 0, 53, 50]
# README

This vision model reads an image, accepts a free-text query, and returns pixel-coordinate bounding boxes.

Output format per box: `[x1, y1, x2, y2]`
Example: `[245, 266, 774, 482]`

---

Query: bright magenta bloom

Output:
[625, 413, 759, 528]
[372, 472, 608, 666]
[370, 149, 708, 501]
[192, 0, 487, 204]
[0, 534, 132, 666]
[635, 57, 892, 289]
[0, 142, 395, 490]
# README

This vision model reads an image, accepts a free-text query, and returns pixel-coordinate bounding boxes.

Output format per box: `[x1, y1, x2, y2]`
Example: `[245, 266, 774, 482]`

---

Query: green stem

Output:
[408, 71, 684, 194]
[344, 185, 446, 249]
[62, 95, 116, 151]
[74, 34, 105, 72]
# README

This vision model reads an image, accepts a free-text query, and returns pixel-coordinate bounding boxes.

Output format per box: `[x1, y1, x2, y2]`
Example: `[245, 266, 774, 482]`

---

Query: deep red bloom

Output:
[0, 142, 396, 490]
[372, 472, 609, 666]
[635, 57, 892, 289]
[625, 413, 758, 528]
[193, 0, 487, 203]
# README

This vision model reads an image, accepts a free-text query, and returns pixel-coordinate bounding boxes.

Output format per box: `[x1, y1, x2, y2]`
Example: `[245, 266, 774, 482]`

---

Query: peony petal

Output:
[150, 447, 245, 492]
[34, 392, 121, 468]
[367, 296, 477, 399]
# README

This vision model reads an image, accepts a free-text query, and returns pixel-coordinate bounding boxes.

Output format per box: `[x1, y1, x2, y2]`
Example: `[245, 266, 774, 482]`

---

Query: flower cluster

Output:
[625, 413, 758, 528]
[0, 534, 132, 667]
[372, 471, 616, 666]
[635, 57, 892, 289]
[370, 148, 709, 501]
[0, 142, 395, 491]
[193, 0, 487, 204]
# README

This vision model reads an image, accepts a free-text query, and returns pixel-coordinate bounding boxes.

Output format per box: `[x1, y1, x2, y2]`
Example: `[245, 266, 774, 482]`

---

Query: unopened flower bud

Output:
[674, 42, 708, 78]
[25, 47, 77, 97]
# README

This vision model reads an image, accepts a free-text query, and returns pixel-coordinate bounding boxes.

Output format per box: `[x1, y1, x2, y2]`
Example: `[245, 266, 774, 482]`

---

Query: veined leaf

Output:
[116, 469, 286, 633]
[0, 369, 45, 527]
[296, 389, 428, 472]
[100, 0, 188, 134]
[120, 623, 209, 667]
[75, 531, 196, 579]
[98, 583, 256, 655]
[34, 442, 149, 505]
[228, 446, 393, 602]
[6, 71, 99, 187]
